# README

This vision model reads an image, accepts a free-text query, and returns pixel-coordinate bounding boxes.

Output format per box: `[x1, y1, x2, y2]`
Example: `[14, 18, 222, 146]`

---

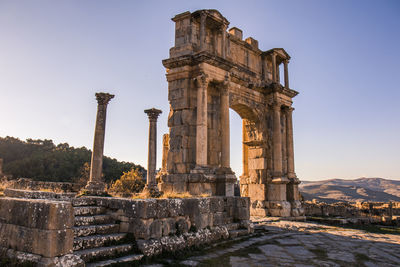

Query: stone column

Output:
[221, 24, 227, 58]
[285, 107, 296, 178]
[271, 53, 277, 82]
[199, 12, 206, 51]
[85, 92, 114, 195]
[220, 84, 230, 168]
[284, 59, 289, 89]
[272, 103, 282, 178]
[242, 120, 249, 177]
[0, 158, 3, 175]
[144, 108, 162, 196]
[196, 74, 209, 166]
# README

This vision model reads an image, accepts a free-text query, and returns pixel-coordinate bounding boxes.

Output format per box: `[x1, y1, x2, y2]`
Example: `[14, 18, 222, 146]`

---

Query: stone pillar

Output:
[284, 59, 289, 89]
[196, 74, 209, 166]
[0, 158, 3, 175]
[144, 108, 162, 196]
[220, 85, 230, 168]
[199, 12, 206, 51]
[271, 53, 277, 82]
[85, 92, 114, 195]
[221, 24, 227, 58]
[272, 103, 283, 178]
[285, 107, 296, 178]
[242, 120, 249, 177]
[161, 134, 169, 173]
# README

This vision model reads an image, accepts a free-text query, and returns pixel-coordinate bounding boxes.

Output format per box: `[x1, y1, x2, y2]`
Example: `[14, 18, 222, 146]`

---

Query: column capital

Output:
[145, 108, 162, 121]
[95, 92, 114, 105]
[272, 102, 282, 111]
[283, 59, 290, 65]
[194, 73, 210, 88]
[284, 106, 295, 114]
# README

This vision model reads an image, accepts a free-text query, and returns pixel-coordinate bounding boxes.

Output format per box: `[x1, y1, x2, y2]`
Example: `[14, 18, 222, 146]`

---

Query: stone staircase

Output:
[72, 200, 143, 267]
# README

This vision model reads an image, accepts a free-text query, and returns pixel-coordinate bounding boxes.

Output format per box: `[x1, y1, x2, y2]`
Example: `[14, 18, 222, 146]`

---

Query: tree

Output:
[109, 168, 145, 194]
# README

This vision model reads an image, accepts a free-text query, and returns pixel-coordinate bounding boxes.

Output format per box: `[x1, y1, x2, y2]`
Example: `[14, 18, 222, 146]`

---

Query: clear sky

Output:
[0, 0, 399, 181]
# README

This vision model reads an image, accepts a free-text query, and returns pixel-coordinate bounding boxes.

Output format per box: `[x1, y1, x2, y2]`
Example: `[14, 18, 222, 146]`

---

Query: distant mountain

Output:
[299, 178, 400, 203]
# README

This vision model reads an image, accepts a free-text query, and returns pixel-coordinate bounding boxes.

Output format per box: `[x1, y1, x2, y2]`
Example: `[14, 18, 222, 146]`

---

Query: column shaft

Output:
[199, 13, 206, 51]
[220, 88, 230, 168]
[271, 54, 277, 82]
[272, 103, 283, 177]
[286, 107, 296, 178]
[242, 120, 249, 177]
[144, 108, 162, 193]
[86, 92, 114, 194]
[284, 60, 289, 89]
[221, 25, 227, 58]
[196, 77, 208, 166]
[147, 120, 157, 185]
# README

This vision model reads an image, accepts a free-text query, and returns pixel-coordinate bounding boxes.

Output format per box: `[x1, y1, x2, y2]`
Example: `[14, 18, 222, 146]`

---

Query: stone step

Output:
[74, 244, 134, 263]
[74, 224, 119, 237]
[74, 206, 106, 216]
[74, 233, 127, 251]
[72, 197, 97, 207]
[75, 214, 114, 227]
[229, 229, 250, 238]
[86, 254, 144, 267]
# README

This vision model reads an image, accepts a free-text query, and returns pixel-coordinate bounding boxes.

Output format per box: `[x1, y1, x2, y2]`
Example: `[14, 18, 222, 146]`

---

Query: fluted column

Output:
[144, 108, 162, 194]
[196, 74, 209, 166]
[285, 107, 296, 178]
[284, 60, 289, 89]
[199, 12, 206, 51]
[220, 84, 230, 168]
[272, 103, 283, 178]
[271, 53, 277, 82]
[85, 92, 114, 195]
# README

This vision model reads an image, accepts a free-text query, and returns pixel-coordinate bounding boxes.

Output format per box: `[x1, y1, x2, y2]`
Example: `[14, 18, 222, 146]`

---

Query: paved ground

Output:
[145, 220, 400, 267]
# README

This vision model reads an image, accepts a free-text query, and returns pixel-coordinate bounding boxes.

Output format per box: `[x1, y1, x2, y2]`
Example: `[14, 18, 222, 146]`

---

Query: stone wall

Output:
[86, 196, 253, 256]
[0, 190, 253, 262]
[1, 177, 80, 192]
[303, 201, 400, 224]
[0, 197, 83, 266]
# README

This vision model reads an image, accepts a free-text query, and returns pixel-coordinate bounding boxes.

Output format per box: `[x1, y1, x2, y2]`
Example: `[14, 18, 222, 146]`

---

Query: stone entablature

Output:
[159, 9, 303, 217]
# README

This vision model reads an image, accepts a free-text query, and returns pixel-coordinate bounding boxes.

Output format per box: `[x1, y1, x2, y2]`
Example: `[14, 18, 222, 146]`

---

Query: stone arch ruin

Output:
[158, 9, 303, 217]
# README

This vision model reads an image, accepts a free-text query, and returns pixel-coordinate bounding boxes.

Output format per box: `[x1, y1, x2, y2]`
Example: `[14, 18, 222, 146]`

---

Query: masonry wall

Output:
[88, 196, 253, 256]
[303, 201, 400, 224]
[0, 197, 82, 266]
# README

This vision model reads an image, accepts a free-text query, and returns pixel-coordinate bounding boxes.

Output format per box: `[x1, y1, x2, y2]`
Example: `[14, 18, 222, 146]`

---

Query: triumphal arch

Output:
[158, 9, 303, 217]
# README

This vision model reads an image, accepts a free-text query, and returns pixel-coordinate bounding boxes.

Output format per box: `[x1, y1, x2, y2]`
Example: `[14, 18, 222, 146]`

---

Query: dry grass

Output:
[37, 188, 64, 194]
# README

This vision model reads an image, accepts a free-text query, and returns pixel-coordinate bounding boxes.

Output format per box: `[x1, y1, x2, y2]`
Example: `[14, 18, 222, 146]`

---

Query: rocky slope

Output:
[299, 178, 400, 203]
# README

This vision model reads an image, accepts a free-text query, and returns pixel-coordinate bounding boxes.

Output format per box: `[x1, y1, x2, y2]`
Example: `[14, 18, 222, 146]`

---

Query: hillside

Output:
[300, 178, 400, 203]
[0, 136, 145, 183]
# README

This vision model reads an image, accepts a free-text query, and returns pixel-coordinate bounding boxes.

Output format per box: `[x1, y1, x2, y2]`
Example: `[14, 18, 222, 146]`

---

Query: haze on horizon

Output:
[0, 0, 399, 181]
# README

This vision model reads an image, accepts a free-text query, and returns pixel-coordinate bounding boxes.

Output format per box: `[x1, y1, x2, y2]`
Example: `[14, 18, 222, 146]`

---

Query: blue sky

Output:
[0, 0, 399, 180]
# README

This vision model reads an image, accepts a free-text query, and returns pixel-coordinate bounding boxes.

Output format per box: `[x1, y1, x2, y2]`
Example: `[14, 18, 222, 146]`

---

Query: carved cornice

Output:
[95, 92, 114, 105]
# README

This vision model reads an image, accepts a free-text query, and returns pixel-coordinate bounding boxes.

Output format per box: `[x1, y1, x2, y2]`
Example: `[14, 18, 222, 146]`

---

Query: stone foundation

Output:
[0, 191, 253, 264]
[0, 197, 83, 266]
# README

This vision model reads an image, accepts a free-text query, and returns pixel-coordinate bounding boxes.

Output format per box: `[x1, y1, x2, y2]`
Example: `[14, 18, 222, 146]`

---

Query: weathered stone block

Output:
[161, 218, 176, 236]
[149, 219, 163, 239]
[167, 198, 184, 217]
[248, 184, 267, 201]
[0, 198, 74, 230]
[128, 218, 153, 240]
[175, 217, 190, 234]
[210, 197, 225, 212]
[0, 223, 73, 257]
